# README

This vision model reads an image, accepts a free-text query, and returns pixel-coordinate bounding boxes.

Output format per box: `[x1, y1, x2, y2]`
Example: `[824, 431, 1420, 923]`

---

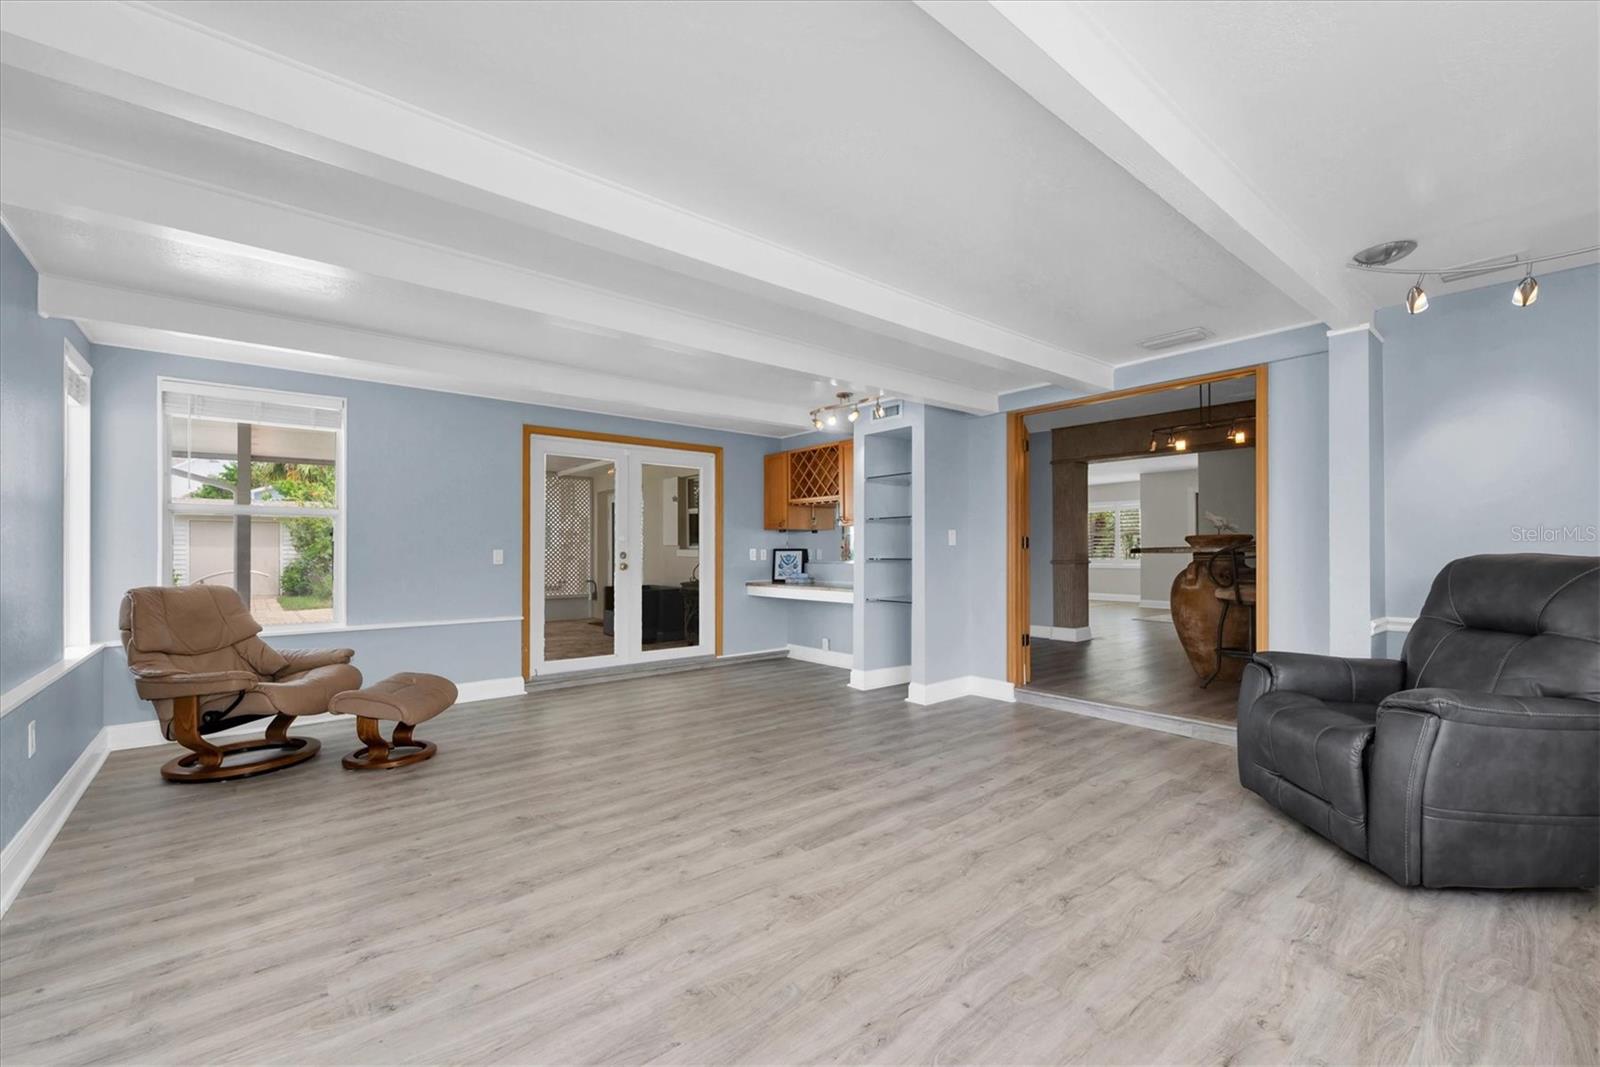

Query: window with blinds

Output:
[1088, 504, 1141, 561]
[159, 379, 345, 626]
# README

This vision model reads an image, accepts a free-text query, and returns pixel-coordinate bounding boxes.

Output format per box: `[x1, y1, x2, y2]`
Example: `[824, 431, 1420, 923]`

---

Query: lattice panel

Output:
[545, 475, 593, 596]
[788, 446, 839, 501]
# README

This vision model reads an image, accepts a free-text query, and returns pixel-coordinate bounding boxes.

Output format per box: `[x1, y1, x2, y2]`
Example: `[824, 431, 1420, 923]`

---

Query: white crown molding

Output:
[1326, 322, 1386, 343]
[916, 0, 1369, 327]
[0, 2, 1113, 390]
[1370, 616, 1416, 636]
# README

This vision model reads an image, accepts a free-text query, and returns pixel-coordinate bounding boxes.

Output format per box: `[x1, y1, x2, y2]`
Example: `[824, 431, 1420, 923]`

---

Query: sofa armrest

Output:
[1368, 688, 1599, 887]
[1248, 651, 1405, 704]
[1379, 688, 1599, 730]
[274, 647, 356, 676]
[130, 667, 260, 701]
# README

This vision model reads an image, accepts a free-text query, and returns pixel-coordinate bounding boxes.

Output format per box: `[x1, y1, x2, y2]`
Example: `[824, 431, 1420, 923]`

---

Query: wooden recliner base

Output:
[163, 699, 320, 783]
[342, 717, 437, 771]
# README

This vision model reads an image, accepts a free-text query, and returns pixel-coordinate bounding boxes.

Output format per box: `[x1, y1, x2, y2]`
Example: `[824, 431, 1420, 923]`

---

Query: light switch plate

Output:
[27, 720, 36, 758]
[948, 529, 957, 546]
[748, 548, 758, 561]
[759, 548, 769, 560]
[491, 548, 504, 565]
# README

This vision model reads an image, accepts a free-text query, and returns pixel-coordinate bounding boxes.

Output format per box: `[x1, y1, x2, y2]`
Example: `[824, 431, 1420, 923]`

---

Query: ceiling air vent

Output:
[1136, 327, 1212, 351]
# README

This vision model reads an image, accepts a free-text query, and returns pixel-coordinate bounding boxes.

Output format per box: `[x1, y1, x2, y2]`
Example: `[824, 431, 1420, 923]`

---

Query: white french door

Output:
[528, 435, 715, 676]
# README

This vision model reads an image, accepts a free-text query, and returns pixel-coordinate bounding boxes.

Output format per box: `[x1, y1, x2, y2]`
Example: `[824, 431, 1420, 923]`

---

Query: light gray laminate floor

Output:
[1, 660, 1594, 1065]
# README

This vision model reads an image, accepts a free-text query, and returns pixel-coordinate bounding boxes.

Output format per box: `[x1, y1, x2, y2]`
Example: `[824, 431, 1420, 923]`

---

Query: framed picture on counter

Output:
[772, 547, 808, 583]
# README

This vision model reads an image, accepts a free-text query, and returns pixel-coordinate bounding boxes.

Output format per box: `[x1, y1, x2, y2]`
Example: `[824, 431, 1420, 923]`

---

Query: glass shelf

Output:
[867, 556, 912, 562]
[866, 514, 911, 522]
[865, 471, 912, 485]
[866, 596, 913, 604]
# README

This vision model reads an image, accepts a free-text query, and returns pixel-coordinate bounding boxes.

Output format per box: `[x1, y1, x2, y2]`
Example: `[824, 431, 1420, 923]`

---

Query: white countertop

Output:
[745, 580, 853, 604]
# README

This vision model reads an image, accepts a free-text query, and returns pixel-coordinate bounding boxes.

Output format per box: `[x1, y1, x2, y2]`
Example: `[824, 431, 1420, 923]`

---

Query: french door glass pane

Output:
[639, 462, 701, 652]
[543, 453, 614, 661]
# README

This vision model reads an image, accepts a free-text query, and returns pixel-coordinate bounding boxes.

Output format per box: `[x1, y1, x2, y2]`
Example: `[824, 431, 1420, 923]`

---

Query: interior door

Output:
[529, 437, 627, 674]
[625, 446, 715, 664]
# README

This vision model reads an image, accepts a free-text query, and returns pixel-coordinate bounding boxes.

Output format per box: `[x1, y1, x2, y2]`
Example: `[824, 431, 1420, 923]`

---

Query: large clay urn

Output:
[1170, 534, 1255, 683]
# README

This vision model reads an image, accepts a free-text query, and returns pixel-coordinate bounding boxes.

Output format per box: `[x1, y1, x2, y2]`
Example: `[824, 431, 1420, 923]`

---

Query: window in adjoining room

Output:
[160, 380, 345, 628]
[1088, 503, 1141, 563]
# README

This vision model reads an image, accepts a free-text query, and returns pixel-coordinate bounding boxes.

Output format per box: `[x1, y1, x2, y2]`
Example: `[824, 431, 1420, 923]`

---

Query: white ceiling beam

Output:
[0, 0, 1114, 389]
[1, 133, 998, 416]
[37, 276, 810, 436]
[917, 0, 1370, 328]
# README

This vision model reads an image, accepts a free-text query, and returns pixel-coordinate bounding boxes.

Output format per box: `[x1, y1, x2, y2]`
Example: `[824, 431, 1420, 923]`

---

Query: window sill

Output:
[258, 615, 521, 638]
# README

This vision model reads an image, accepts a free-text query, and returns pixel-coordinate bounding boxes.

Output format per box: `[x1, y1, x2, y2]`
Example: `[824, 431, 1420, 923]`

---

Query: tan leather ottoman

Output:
[330, 672, 458, 770]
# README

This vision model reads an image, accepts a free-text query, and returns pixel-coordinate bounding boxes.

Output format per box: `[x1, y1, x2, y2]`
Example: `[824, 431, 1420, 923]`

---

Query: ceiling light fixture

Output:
[1405, 276, 1429, 315]
[1148, 384, 1255, 453]
[1512, 265, 1539, 308]
[807, 391, 887, 432]
[1351, 243, 1596, 315]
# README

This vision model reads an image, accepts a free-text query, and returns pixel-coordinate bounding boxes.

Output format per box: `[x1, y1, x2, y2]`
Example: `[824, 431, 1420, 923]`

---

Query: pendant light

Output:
[1405, 275, 1429, 315]
[1512, 265, 1539, 308]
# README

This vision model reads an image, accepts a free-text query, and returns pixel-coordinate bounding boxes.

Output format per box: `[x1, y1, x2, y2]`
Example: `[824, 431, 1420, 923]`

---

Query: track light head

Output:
[1232, 425, 1248, 445]
[847, 407, 859, 422]
[1405, 276, 1429, 315]
[812, 415, 824, 430]
[1512, 270, 1539, 308]
[825, 412, 837, 427]
[1172, 435, 1187, 452]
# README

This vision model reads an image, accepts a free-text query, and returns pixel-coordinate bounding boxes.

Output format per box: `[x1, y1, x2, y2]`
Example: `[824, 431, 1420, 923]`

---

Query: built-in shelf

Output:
[744, 580, 852, 604]
[865, 471, 912, 485]
[867, 596, 913, 604]
[866, 514, 911, 522]
[867, 556, 912, 562]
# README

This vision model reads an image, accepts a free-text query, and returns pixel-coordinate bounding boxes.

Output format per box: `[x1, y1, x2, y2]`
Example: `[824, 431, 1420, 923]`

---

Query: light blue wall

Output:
[87, 346, 795, 683]
[1376, 263, 1599, 616]
[0, 655, 103, 848]
[1266, 351, 1331, 653]
[0, 229, 94, 691]
[962, 412, 1010, 681]
[784, 602, 852, 654]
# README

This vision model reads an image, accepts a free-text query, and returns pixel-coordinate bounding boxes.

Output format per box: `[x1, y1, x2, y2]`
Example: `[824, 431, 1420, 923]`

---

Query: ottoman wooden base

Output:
[342, 719, 436, 770]
[330, 672, 457, 772]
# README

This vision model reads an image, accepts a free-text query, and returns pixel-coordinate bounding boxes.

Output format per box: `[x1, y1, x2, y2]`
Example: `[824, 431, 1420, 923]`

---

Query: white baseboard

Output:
[1, 728, 108, 916]
[1030, 624, 1092, 643]
[1139, 598, 1169, 610]
[1089, 593, 1140, 603]
[1370, 616, 1416, 635]
[787, 644, 852, 670]
[454, 676, 527, 703]
[906, 676, 1016, 706]
[849, 665, 911, 691]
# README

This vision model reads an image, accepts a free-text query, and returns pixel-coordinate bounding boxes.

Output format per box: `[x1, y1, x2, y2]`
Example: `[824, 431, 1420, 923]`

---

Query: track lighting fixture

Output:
[1405, 276, 1429, 315]
[1349, 242, 1596, 316]
[1147, 385, 1255, 453]
[1512, 266, 1539, 308]
[1172, 435, 1188, 451]
[1230, 423, 1248, 445]
[807, 391, 888, 431]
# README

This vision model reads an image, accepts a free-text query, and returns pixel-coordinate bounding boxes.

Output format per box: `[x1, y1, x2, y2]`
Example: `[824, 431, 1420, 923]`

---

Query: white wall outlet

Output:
[491, 548, 504, 566]
[27, 720, 36, 758]
[822, 637, 831, 651]
[748, 548, 758, 561]
[948, 529, 958, 546]
[759, 548, 769, 560]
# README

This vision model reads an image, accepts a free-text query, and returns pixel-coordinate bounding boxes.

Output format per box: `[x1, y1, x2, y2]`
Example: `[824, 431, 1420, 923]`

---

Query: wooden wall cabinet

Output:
[762, 441, 854, 531]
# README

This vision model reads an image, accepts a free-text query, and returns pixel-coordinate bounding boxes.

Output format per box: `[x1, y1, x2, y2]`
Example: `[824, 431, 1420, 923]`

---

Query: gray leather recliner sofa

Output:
[1237, 553, 1598, 889]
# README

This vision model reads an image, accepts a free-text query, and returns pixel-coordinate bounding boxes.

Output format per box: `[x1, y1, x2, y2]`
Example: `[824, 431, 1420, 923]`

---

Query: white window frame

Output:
[1088, 499, 1142, 569]
[156, 377, 348, 632]
[63, 340, 92, 653]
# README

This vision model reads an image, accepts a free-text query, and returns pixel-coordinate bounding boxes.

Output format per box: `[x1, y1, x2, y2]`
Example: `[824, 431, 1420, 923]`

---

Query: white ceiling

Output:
[1, 1, 1592, 435]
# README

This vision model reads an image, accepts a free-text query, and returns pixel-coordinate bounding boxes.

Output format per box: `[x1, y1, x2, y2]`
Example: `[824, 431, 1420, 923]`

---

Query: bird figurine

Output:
[1205, 511, 1238, 534]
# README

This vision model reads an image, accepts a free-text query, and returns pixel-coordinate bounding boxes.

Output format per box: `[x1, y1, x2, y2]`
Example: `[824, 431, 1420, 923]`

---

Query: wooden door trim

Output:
[1004, 365, 1269, 685]
[523, 425, 725, 679]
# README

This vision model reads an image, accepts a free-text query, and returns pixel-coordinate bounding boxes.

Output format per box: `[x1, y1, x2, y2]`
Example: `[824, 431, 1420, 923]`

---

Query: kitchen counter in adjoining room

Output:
[744, 580, 852, 604]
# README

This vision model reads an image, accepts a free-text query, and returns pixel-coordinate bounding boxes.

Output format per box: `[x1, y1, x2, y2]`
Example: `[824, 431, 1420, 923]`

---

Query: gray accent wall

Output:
[1197, 448, 1255, 535]
[1137, 469, 1197, 605]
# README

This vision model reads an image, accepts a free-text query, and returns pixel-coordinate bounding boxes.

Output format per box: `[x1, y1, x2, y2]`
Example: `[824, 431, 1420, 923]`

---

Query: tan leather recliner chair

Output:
[119, 585, 361, 781]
